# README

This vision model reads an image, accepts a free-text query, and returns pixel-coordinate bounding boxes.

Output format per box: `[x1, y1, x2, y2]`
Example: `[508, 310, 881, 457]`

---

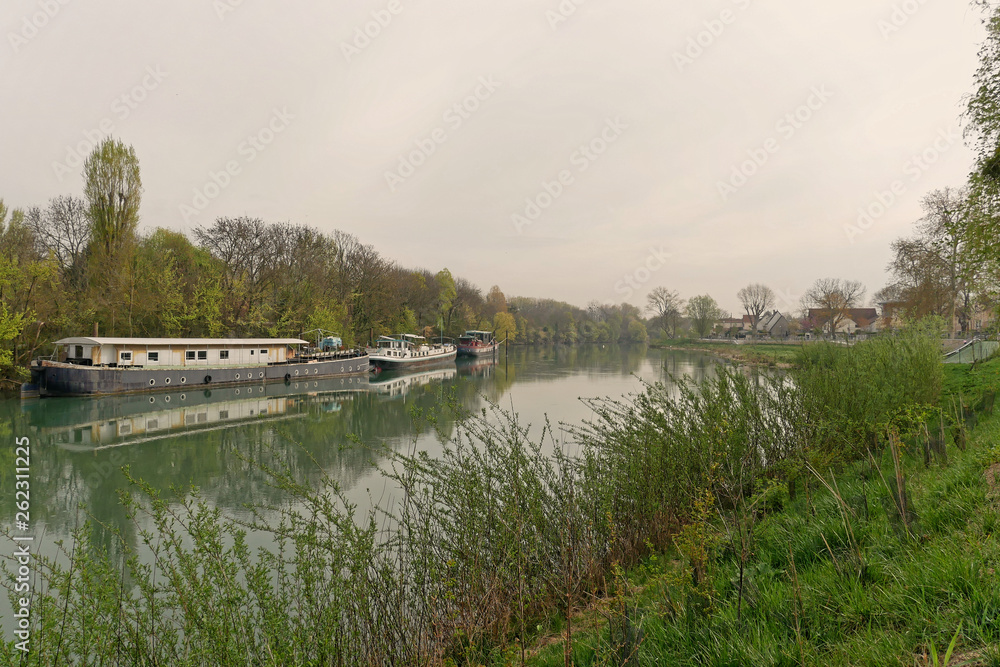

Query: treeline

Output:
[0, 139, 652, 388]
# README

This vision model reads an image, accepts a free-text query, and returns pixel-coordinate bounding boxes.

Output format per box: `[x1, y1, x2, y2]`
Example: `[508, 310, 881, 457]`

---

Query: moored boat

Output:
[367, 334, 456, 371]
[456, 330, 500, 357]
[22, 337, 369, 398]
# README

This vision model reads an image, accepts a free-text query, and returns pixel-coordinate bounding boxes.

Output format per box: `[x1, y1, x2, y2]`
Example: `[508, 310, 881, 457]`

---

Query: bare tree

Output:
[645, 287, 685, 338]
[802, 278, 866, 334]
[195, 216, 284, 332]
[736, 283, 775, 336]
[26, 195, 91, 289]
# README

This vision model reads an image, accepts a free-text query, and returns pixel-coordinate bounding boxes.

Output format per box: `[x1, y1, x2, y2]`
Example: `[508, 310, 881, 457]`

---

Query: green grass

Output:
[659, 339, 804, 366]
[525, 360, 1000, 667]
[4, 329, 989, 666]
[943, 353, 1000, 401]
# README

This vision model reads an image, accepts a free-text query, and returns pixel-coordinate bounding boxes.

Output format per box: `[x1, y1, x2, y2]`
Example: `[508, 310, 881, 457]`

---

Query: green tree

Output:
[626, 318, 648, 342]
[493, 311, 516, 341]
[965, 2, 1000, 264]
[686, 294, 723, 338]
[84, 137, 142, 259]
[435, 268, 457, 333]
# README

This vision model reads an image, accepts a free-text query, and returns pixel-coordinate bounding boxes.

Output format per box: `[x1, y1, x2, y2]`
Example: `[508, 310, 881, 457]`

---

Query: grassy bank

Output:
[529, 357, 1000, 666]
[657, 339, 803, 367]
[1, 331, 989, 665]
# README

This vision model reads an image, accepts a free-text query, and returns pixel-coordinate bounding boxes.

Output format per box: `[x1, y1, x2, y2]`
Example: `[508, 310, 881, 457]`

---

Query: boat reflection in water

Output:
[456, 355, 498, 379]
[368, 366, 457, 399]
[23, 375, 371, 451]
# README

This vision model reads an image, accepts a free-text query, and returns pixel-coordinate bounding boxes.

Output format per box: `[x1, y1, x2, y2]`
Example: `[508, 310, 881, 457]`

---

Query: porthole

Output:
[149, 378, 156, 386]
[295, 370, 299, 376]
[235, 373, 241, 380]
[258, 386, 263, 392]
[180, 394, 187, 400]
[148, 397, 155, 404]
[164, 377, 171, 385]
[259, 371, 264, 378]
[164, 396, 171, 403]
[235, 388, 241, 395]
[180, 376, 187, 384]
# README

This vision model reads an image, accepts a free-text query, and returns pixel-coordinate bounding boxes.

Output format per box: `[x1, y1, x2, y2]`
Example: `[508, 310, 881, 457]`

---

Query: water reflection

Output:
[0, 345, 722, 556]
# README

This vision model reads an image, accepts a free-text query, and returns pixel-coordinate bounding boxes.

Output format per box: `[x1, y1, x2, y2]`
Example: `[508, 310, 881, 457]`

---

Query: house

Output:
[807, 308, 879, 334]
[757, 310, 789, 338]
[718, 317, 745, 337]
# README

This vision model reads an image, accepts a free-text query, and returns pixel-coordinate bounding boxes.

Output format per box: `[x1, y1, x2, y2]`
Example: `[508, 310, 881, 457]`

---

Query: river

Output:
[0, 344, 721, 630]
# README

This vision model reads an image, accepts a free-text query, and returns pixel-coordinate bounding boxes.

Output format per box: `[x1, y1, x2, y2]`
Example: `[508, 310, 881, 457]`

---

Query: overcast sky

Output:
[0, 0, 986, 315]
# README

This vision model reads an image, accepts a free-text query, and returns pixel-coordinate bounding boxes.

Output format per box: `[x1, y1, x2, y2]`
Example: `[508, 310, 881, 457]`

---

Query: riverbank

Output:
[1, 332, 985, 665]
[656, 338, 803, 367]
[527, 354, 1000, 666]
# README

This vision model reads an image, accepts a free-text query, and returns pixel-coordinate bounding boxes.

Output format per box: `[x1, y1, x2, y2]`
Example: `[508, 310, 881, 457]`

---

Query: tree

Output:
[493, 311, 516, 341]
[83, 137, 142, 260]
[26, 195, 91, 290]
[964, 2, 1000, 271]
[435, 268, 457, 333]
[645, 287, 685, 338]
[802, 278, 865, 334]
[484, 285, 507, 320]
[195, 217, 281, 333]
[737, 283, 775, 336]
[626, 318, 648, 342]
[686, 294, 723, 338]
[878, 188, 990, 334]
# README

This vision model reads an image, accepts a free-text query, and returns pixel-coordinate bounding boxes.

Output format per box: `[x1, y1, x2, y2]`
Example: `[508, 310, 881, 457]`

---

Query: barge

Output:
[456, 330, 500, 357]
[367, 334, 456, 371]
[21, 337, 369, 398]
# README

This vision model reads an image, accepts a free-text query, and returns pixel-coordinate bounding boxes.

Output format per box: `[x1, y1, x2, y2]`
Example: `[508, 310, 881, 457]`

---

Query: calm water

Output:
[0, 345, 720, 627]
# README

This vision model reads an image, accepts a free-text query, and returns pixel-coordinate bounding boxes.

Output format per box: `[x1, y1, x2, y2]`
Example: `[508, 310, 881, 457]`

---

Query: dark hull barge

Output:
[21, 337, 369, 398]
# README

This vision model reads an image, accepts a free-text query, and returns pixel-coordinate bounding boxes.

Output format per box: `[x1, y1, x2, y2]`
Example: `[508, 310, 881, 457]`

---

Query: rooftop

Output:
[54, 337, 308, 347]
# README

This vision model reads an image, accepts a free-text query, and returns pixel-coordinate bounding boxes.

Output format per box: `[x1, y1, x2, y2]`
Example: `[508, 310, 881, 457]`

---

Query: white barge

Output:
[21, 337, 369, 398]
[367, 334, 456, 371]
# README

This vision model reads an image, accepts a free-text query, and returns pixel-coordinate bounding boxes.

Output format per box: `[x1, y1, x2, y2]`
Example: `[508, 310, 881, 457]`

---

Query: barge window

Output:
[74, 345, 83, 358]
[220, 350, 229, 360]
[148, 352, 159, 362]
[250, 350, 254, 356]
[260, 349, 267, 355]
[186, 351, 195, 361]
[197, 351, 207, 360]
[120, 352, 132, 362]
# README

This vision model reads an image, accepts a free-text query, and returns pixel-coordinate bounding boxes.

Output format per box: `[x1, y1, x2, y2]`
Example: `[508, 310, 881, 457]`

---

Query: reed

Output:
[4, 326, 988, 666]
